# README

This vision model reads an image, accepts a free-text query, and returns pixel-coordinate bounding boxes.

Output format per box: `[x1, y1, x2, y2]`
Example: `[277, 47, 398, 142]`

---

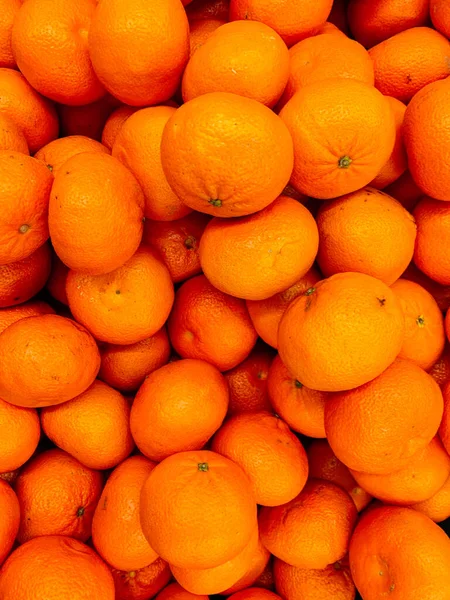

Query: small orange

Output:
[227, 588, 281, 600]
[439, 381, 450, 456]
[410, 474, 450, 523]
[430, 343, 450, 388]
[0, 0, 21, 69]
[222, 536, 270, 594]
[403, 261, 450, 313]
[0, 398, 40, 474]
[0, 113, 28, 154]
[0, 300, 54, 336]
[384, 170, 424, 213]
[156, 583, 208, 600]
[111, 558, 171, 600]
[187, 0, 230, 20]
[101, 106, 137, 151]
[431, 0, 450, 39]
[413, 197, 450, 285]
[46, 253, 69, 305]
[58, 94, 119, 141]
[35, 135, 109, 176]
[189, 18, 227, 55]
[0, 479, 19, 567]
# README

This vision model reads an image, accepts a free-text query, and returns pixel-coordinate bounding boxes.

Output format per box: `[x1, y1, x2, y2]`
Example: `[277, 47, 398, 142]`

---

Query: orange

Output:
[349, 506, 450, 600]
[307, 439, 373, 512]
[46, 253, 69, 305]
[274, 559, 355, 600]
[430, 343, 450, 388]
[259, 479, 357, 569]
[279, 78, 396, 199]
[11, 0, 105, 106]
[66, 246, 174, 345]
[410, 474, 450, 523]
[227, 590, 281, 600]
[384, 169, 424, 213]
[0, 314, 100, 408]
[316, 187, 416, 285]
[369, 27, 450, 103]
[182, 21, 289, 107]
[0, 300, 54, 336]
[131, 359, 229, 461]
[0, 479, 19, 567]
[324, 359, 444, 475]
[49, 152, 144, 275]
[391, 278, 445, 370]
[413, 197, 450, 285]
[267, 355, 327, 438]
[246, 267, 321, 349]
[58, 94, 119, 141]
[403, 261, 450, 313]
[0, 68, 58, 153]
[15, 448, 103, 543]
[143, 212, 210, 283]
[348, 0, 430, 48]
[278, 272, 405, 392]
[225, 345, 274, 416]
[212, 412, 308, 506]
[111, 558, 171, 600]
[439, 381, 450, 455]
[112, 107, 191, 221]
[98, 328, 171, 393]
[0, 113, 28, 154]
[156, 583, 208, 600]
[41, 380, 134, 470]
[101, 106, 137, 151]
[168, 274, 258, 371]
[140, 450, 257, 569]
[0, 0, 21, 69]
[222, 537, 271, 594]
[35, 135, 109, 176]
[89, 0, 189, 106]
[229, 0, 333, 46]
[199, 196, 318, 301]
[277, 33, 374, 110]
[0, 398, 40, 473]
[160, 92, 294, 217]
[0, 535, 115, 600]
[431, 0, 450, 39]
[92, 455, 158, 571]
[187, 0, 230, 20]
[189, 18, 227, 55]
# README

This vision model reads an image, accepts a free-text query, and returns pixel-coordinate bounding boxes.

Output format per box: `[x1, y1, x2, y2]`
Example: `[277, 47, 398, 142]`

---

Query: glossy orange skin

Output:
[413, 197, 450, 285]
[111, 558, 171, 600]
[0, 0, 21, 68]
[410, 474, 450, 523]
[156, 583, 209, 600]
[0, 113, 28, 153]
[0, 536, 115, 600]
[227, 589, 281, 600]
[0, 314, 100, 408]
[189, 18, 226, 55]
[0, 300, 54, 336]
[431, 0, 450, 38]
[35, 135, 109, 176]
[0, 398, 40, 473]
[439, 382, 450, 456]
[16, 448, 103, 543]
[0, 480, 19, 567]
[140, 450, 257, 569]
[101, 106, 137, 150]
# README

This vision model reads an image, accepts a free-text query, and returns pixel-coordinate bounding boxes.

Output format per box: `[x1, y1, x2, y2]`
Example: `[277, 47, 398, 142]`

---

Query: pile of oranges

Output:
[1, 0, 450, 599]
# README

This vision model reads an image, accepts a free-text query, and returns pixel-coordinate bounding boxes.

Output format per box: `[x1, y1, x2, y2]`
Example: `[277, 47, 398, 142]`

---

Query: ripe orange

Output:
[168, 274, 257, 371]
[199, 196, 318, 301]
[316, 187, 416, 285]
[41, 379, 134, 470]
[15, 448, 103, 543]
[35, 135, 109, 176]
[140, 450, 257, 569]
[189, 18, 227, 55]
[431, 0, 450, 38]
[49, 152, 144, 275]
[222, 537, 271, 594]
[384, 169, 423, 213]
[187, 0, 230, 20]
[430, 344, 450, 388]
[0, 113, 28, 153]
[0, 0, 21, 69]
[0, 398, 40, 474]
[131, 359, 229, 461]
[0, 536, 115, 600]
[410, 474, 450, 523]
[279, 78, 396, 199]
[439, 382, 450, 456]
[88, 0, 189, 106]
[58, 94, 119, 141]
[111, 558, 171, 600]
[160, 92, 294, 218]
[259, 479, 357, 569]
[324, 359, 444, 475]
[156, 583, 208, 600]
[101, 106, 137, 150]
[0, 479, 19, 567]
[0, 314, 100, 408]
[66, 246, 174, 345]
[0, 300, 54, 336]
[227, 590, 281, 600]
[413, 197, 450, 285]
[278, 272, 405, 392]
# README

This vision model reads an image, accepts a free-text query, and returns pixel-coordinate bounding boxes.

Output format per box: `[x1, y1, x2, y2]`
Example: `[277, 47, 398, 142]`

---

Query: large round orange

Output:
[189, 18, 227, 55]
[187, 0, 230, 20]
[0, 398, 40, 473]
[140, 450, 257, 569]
[0, 68, 58, 153]
[278, 272, 405, 392]
[161, 92, 294, 217]
[199, 196, 318, 301]
[111, 558, 171, 600]
[229, 0, 333, 46]
[259, 479, 357, 569]
[0, 300, 54, 336]
[0, 479, 19, 567]
[0, 536, 115, 600]
[182, 20, 289, 107]
[35, 135, 109, 176]
[324, 359, 444, 475]
[0, 314, 100, 408]
[58, 94, 119, 141]
[41, 380, 134, 470]
[101, 106, 137, 151]
[212, 412, 308, 506]
[156, 583, 208, 600]
[279, 78, 396, 199]
[66, 246, 174, 345]
[15, 448, 103, 543]
[0, 113, 28, 154]
[11, 0, 105, 106]
[131, 358, 229, 461]
[88, 0, 189, 106]
[92, 455, 158, 571]
[267, 355, 327, 438]
[316, 187, 416, 285]
[49, 152, 144, 275]
[168, 274, 257, 371]
[349, 506, 450, 600]
[431, 0, 450, 38]
[413, 197, 450, 285]
[223, 536, 270, 594]
[0, 0, 21, 69]
[410, 474, 450, 524]
[439, 382, 450, 456]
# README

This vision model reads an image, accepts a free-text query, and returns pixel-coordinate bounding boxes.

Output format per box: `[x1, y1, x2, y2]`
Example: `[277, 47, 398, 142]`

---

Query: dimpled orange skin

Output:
[35, 136, 109, 177]
[0, 0, 21, 69]
[140, 450, 257, 570]
[440, 382, 450, 455]
[259, 479, 358, 569]
[111, 558, 171, 600]
[156, 583, 208, 600]
[222, 535, 270, 594]
[410, 474, 450, 523]
[349, 506, 450, 600]
[101, 106, 137, 151]
[92, 456, 158, 571]
[189, 18, 227, 55]
[168, 274, 258, 372]
[161, 92, 294, 218]
[15, 448, 104, 544]
[431, 0, 450, 38]
[199, 196, 319, 301]
[49, 152, 144, 275]
[278, 272, 405, 393]
[279, 79, 396, 199]
[88, 0, 189, 107]
[324, 359, 444, 475]
[0, 314, 100, 408]
[0, 479, 19, 567]
[0, 398, 40, 473]
[413, 198, 450, 285]
[0, 113, 28, 154]
[0, 295, 53, 331]
[0, 535, 115, 600]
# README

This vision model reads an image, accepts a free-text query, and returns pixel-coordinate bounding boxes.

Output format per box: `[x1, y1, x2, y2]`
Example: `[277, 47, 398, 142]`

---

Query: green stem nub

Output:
[198, 462, 209, 472]
[295, 380, 303, 389]
[338, 155, 352, 169]
[208, 198, 222, 208]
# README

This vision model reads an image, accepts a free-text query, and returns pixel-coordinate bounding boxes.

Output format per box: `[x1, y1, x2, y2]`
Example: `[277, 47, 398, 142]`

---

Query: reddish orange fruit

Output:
[431, 0, 450, 38]
[111, 559, 171, 600]
[439, 382, 450, 456]
[0, 113, 28, 154]
[430, 344, 450, 388]
[187, 0, 230, 20]
[46, 253, 69, 305]
[0, 0, 21, 69]
[0, 398, 40, 474]
[101, 106, 137, 151]
[0, 479, 19, 567]
[403, 261, 450, 313]
[384, 170, 424, 213]
[189, 18, 227, 55]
